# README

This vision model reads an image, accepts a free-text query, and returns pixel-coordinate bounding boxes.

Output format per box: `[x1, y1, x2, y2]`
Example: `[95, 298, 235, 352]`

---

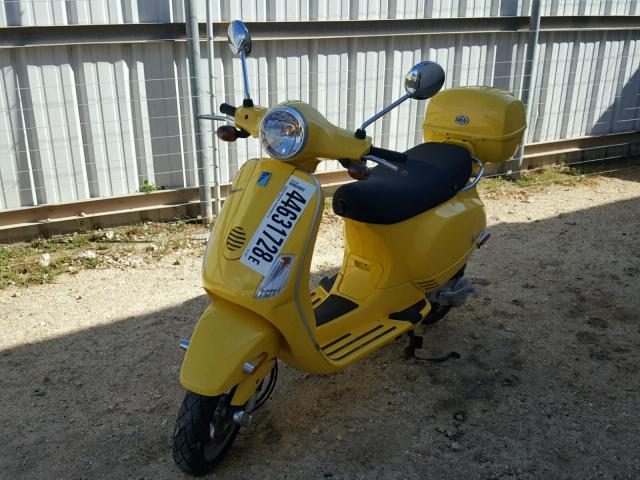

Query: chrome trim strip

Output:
[293, 171, 322, 350]
[460, 157, 485, 192]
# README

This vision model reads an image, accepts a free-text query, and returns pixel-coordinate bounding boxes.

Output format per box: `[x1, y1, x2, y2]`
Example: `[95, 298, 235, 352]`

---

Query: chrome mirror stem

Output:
[240, 51, 251, 103]
[356, 92, 411, 139]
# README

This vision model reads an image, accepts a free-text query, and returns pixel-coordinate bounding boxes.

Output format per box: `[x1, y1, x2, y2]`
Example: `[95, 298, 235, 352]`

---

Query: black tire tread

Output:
[422, 304, 451, 325]
[172, 391, 239, 476]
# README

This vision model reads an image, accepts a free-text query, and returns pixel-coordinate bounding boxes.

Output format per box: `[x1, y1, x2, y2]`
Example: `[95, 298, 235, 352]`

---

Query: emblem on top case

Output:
[455, 114, 470, 126]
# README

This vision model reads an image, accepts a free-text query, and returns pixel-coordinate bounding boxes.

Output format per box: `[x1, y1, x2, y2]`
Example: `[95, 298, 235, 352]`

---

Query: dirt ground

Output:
[1, 168, 639, 480]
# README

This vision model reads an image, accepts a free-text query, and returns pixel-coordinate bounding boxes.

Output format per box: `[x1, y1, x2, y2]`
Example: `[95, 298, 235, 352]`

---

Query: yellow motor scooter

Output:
[172, 20, 526, 475]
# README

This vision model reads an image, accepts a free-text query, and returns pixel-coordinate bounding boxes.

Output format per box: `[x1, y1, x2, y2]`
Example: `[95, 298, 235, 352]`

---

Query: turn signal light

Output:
[255, 255, 295, 299]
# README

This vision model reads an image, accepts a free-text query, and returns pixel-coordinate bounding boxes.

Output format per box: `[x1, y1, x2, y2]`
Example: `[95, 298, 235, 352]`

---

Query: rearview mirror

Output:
[227, 20, 252, 57]
[227, 20, 253, 104]
[355, 60, 446, 139]
[404, 61, 445, 100]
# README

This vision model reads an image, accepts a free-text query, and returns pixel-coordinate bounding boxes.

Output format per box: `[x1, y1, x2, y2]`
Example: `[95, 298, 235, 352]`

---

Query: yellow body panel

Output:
[179, 298, 280, 404]
[202, 158, 333, 374]
[341, 188, 486, 291]
[423, 87, 526, 163]
[232, 358, 277, 405]
[180, 98, 503, 405]
[315, 188, 486, 348]
[235, 105, 267, 137]
[186, 161, 486, 395]
[233, 102, 372, 171]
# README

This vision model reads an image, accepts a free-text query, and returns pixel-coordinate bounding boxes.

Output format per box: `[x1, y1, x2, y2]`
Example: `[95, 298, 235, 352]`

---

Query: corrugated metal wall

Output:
[0, 0, 530, 26]
[1, 0, 639, 211]
[3, 0, 640, 25]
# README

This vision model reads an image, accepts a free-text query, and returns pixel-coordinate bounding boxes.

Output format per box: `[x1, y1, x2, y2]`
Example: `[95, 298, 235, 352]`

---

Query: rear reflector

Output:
[476, 229, 491, 248]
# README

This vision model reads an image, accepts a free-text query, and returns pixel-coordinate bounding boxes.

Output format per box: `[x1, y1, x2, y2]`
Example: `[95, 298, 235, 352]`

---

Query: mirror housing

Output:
[227, 20, 252, 57]
[404, 61, 445, 100]
[227, 20, 253, 106]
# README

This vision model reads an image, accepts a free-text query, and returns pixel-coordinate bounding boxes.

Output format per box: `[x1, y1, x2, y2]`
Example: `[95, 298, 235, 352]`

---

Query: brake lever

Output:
[362, 155, 408, 176]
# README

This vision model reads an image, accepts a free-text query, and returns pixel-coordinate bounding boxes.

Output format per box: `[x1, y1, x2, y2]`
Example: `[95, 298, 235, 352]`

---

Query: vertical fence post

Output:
[15, 73, 38, 206]
[206, 0, 222, 215]
[185, 0, 213, 224]
[513, 0, 542, 178]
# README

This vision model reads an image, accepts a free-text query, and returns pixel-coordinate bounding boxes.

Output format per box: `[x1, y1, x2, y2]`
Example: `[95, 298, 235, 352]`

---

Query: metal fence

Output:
[1, 0, 638, 25]
[0, 0, 639, 213]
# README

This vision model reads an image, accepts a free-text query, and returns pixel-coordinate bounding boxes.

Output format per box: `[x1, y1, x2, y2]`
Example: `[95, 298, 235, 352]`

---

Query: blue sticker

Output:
[257, 171, 271, 187]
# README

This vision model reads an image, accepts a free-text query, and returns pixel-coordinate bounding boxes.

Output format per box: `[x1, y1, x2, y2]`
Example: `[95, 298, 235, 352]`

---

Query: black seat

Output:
[332, 142, 472, 224]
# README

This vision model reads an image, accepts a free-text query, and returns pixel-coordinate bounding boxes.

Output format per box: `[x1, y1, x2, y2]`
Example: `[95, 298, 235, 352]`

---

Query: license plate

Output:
[240, 175, 316, 276]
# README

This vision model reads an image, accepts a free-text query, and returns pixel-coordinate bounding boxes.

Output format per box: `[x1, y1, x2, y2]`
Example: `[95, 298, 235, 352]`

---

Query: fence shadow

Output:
[591, 69, 640, 137]
[578, 68, 640, 179]
[1, 179, 639, 478]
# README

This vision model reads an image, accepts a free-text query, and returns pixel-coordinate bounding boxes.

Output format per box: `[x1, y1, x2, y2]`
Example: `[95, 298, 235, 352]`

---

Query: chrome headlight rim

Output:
[259, 105, 308, 160]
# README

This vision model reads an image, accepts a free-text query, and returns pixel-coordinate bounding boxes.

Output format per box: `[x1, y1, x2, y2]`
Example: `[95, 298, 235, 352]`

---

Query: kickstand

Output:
[402, 331, 424, 359]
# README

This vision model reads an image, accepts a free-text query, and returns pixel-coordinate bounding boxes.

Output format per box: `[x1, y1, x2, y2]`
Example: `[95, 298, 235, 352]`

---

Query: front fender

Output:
[179, 298, 281, 403]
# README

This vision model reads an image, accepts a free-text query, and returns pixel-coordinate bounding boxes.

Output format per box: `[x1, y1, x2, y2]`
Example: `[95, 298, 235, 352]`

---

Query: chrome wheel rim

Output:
[203, 395, 236, 461]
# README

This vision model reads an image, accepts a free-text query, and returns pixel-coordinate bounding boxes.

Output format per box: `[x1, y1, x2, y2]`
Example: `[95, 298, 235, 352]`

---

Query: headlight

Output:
[259, 106, 307, 159]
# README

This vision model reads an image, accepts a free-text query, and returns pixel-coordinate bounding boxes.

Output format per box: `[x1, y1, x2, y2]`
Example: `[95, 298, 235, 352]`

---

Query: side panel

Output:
[180, 298, 280, 400]
[341, 188, 486, 291]
[202, 158, 336, 374]
[203, 158, 311, 297]
[314, 188, 485, 346]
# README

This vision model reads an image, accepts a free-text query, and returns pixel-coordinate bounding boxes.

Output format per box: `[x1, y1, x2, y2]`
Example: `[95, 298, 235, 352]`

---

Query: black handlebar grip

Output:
[369, 146, 408, 163]
[219, 103, 237, 116]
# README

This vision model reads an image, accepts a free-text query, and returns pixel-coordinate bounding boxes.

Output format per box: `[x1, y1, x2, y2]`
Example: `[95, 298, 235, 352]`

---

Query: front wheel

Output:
[172, 391, 239, 476]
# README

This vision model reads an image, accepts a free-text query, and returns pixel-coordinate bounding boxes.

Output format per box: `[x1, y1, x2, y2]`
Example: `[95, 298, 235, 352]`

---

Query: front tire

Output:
[172, 391, 239, 476]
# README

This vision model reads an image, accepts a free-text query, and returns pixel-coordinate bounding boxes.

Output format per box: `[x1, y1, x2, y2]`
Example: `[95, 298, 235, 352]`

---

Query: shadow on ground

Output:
[1, 170, 639, 480]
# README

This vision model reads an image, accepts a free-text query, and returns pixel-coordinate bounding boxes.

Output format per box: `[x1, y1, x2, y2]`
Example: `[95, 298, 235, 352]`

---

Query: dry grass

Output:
[479, 164, 593, 199]
[0, 164, 599, 290]
[0, 221, 210, 290]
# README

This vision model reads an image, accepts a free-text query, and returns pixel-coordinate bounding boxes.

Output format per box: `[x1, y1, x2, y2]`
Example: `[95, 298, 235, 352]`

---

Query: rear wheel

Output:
[422, 303, 451, 325]
[423, 264, 466, 325]
[172, 391, 239, 476]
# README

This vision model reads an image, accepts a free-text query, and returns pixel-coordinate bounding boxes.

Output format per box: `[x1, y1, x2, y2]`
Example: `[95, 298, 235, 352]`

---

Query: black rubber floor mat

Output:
[389, 298, 427, 324]
[314, 294, 358, 326]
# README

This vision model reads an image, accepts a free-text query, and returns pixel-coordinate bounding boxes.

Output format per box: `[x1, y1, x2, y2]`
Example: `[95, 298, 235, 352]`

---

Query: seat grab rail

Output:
[460, 157, 484, 192]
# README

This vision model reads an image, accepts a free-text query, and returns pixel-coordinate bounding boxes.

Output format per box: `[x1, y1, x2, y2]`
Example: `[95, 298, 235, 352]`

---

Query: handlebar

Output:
[368, 146, 407, 163]
[220, 103, 237, 116]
